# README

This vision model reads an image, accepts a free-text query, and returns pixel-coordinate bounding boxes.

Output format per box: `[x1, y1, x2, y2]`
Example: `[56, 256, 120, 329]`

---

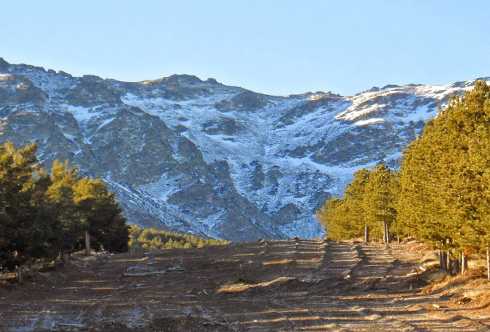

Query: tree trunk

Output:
[446, 250, 451, 275]
[438, 250, 442, 271]
[16, 266, 23, 283]
[85, 231, 91, 256]
[397, 235, 400, 244]
[486, 247, 490, 281]
[439, 249, 445, 271]
[60, 250, 69, 263]
[383, 221, 389, 248]
[364, 224, 369, 243]
[386, 224, 390, 244]
[447, 251, 460, 275]
[461, 252, 466, 275]
[383, 221, 386, 245]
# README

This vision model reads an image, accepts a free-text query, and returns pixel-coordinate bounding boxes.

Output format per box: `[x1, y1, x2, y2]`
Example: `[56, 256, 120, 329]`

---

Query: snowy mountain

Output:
[0, 57, 486, 241]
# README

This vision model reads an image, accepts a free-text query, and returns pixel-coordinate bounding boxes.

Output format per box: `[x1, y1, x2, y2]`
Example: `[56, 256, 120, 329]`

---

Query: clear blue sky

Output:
[2, 1, 489, 96]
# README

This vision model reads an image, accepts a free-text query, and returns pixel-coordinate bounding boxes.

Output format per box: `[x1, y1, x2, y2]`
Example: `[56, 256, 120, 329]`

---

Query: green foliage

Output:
[316, 197, 347, 241]
[47, 160, 83, 253]
[73, 178, 129, 252]
[363, 163, 399, 241]
[0, 142, 55, 267]
[317, 165, 399, 241]
[318, 81, 490, 259]
[128, 225, 228, 250]
[398, 81, 490, 254]
[0, 142, 128, 270]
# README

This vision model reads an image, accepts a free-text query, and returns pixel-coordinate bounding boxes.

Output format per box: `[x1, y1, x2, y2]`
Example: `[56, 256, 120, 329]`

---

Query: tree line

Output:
[0, 142, 129, 271]
[317, 164, 398, 244]
[129, 225, 228, 250]
[317, 81, 490, 277]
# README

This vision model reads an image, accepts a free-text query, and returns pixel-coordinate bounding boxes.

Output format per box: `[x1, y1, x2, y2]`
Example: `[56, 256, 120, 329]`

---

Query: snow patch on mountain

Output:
[0, 57, 486, 241]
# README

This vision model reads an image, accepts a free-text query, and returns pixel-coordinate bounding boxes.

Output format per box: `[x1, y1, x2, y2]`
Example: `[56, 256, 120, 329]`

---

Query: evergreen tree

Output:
[317, 197, 347, 241]
[316, 82, 489, 275]
[343, 169, 371, 239]
[46, 160, 82, 254]
[362, 163, 398, 244]
[0, 143, 61, 267]
[0, 143, 41, 267]
[398, 81, 490, 273]
[316, 166, 399, 243]
[0, 142, 130, 270]
[73, 178, 129, 252]
[317, 170, 371, 241]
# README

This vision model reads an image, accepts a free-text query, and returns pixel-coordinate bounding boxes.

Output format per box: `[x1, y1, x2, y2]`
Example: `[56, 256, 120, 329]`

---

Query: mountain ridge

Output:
[0, 57, 487, 241]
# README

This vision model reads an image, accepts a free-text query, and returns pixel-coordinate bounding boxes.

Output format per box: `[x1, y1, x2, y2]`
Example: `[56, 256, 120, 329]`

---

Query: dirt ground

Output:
[1, 240, 490, 331]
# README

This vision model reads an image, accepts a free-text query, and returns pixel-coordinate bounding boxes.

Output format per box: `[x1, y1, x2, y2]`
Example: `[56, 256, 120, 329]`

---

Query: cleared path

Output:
[1, 240, 489, 331]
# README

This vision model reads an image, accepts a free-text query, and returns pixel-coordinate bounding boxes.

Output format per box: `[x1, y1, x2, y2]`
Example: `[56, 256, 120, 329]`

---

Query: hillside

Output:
[2, 240, 490, 331]
[0, 57, 487, 241]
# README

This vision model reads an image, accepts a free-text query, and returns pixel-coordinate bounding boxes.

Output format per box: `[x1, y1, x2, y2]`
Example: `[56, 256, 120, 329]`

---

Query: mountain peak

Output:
[162, 74, 204, 85]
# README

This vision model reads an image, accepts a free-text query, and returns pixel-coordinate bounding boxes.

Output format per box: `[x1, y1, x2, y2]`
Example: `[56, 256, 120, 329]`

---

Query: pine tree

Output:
[0, 143, 61, 268]
[46, 160, 82, 255]
[362, 163, 398, 245]
[73, 178, 129, 253]
[317, 197, 347, 241]
[0, 142, 130, 270]
[317, 167, 396, 242]
[343, 169, 371, 241]
[398, 81, 490, 274]
[0, 143, 40, 267]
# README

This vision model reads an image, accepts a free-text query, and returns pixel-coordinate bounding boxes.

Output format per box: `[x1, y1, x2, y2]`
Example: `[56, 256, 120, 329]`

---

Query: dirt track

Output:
[1, 240, 490, 331]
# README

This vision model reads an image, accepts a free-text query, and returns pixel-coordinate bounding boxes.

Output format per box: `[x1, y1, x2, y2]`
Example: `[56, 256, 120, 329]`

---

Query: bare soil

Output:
[1, 240, 490, 331]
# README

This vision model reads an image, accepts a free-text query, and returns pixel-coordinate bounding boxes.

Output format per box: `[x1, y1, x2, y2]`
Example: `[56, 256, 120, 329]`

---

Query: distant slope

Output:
[0, 57, 487, 240]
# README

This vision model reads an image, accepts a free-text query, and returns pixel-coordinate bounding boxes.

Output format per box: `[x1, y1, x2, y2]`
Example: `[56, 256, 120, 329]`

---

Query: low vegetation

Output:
[129, 225, 229, 250]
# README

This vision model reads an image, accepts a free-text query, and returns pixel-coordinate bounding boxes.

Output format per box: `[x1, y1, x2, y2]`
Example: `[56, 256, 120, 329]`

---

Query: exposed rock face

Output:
[0, 58, 486, 241]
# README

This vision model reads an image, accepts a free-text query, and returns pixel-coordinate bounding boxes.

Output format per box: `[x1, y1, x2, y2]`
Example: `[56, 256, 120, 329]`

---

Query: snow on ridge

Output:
[354, 118, 384, 126]
[115, 80, 477, 238]
[96, 117, 115, 131]
[3, 64, 484, 240]
[63, 104, 99, 123]
[336, 80, 485, 125]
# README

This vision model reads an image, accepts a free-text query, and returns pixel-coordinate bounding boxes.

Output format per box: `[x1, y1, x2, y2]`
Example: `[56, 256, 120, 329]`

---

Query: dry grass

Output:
[217, 276, 295, 294]
[4, 240, 490, 331]
[262, 258, 293, 266]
